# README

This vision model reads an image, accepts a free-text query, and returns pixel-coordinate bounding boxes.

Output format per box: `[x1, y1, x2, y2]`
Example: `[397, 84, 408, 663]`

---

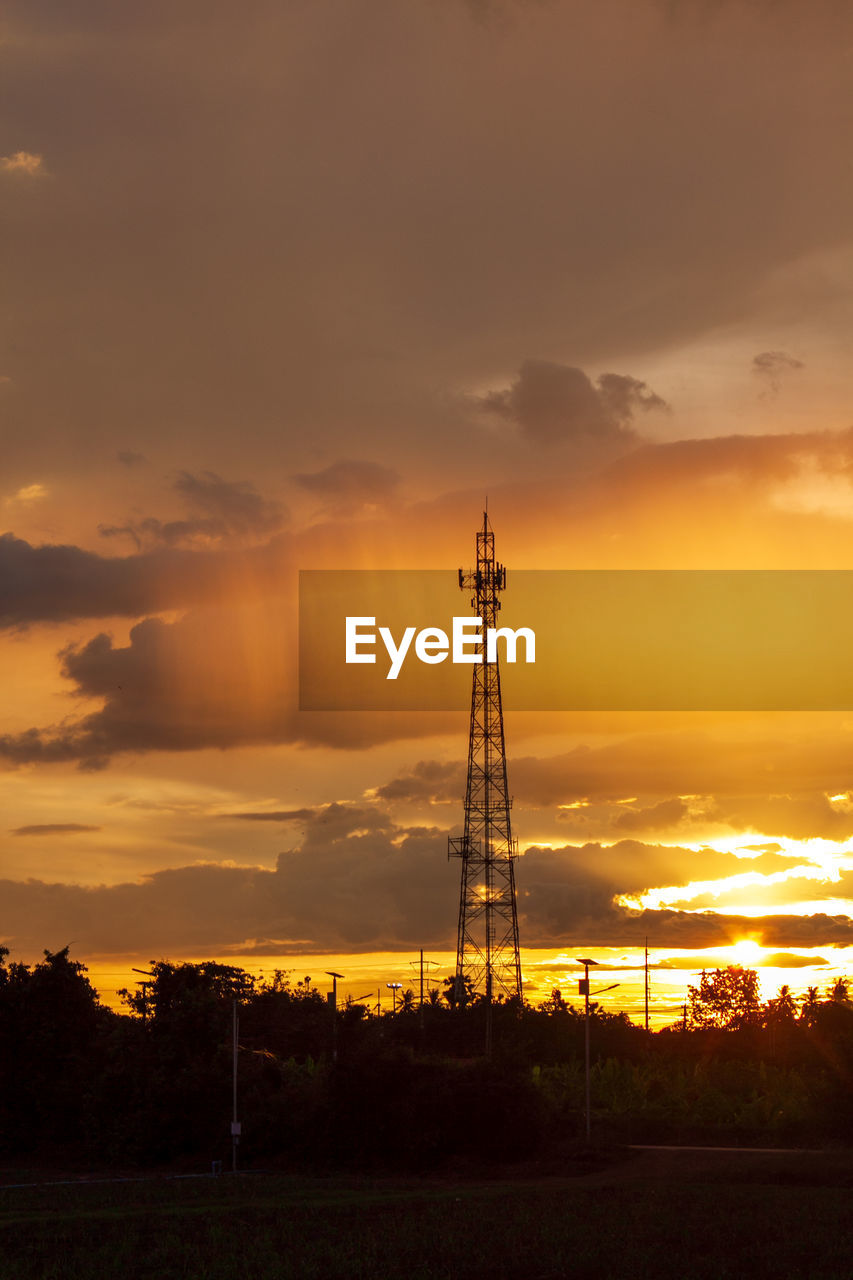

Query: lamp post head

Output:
[575, 957, 598, 967]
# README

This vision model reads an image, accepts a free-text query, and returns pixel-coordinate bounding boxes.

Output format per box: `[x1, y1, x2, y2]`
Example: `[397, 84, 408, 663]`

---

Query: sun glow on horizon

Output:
[729, 938, 765, 966]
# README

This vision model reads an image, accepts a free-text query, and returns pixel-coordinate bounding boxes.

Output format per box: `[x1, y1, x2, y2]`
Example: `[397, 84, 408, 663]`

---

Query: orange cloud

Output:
[1, 151, 43, 176]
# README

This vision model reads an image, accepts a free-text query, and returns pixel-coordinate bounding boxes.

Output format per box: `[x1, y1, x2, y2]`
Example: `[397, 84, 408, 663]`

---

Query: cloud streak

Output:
[11, 823, 101, 836]
[99, 471, 287, 549]
[292, 460, 400, 515]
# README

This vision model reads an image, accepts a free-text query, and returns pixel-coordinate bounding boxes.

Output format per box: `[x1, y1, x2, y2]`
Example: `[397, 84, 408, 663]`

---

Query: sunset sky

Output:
[3, 0, 853, 1017]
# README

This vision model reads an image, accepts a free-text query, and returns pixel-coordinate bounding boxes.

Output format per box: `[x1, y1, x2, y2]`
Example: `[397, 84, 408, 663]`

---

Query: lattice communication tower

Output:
[448, 512, 522, 1006]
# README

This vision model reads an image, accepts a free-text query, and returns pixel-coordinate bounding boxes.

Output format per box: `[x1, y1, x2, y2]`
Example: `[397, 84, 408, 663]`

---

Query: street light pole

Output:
[386, 982, 402, 1012]
[576, 960, 620, 1143]
[326, 970, 344, 1061]
[576, 958, 597, 1142]
[231, 998, 240, 1171]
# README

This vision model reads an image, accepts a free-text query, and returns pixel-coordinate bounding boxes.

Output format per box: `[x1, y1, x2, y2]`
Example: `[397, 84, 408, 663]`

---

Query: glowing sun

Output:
[730, 939, 765, 967]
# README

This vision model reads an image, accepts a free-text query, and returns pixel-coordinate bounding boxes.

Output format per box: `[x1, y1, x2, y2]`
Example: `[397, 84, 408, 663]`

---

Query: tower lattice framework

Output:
[448, 512, 522, 1004]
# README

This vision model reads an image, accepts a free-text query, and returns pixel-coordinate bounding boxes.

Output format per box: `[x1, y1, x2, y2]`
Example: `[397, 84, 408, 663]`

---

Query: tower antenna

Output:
[449, 510, 522, 1052]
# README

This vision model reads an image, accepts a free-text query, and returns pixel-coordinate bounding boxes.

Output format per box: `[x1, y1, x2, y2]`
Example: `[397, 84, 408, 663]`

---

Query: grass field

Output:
[2, 1149, 852, 1279]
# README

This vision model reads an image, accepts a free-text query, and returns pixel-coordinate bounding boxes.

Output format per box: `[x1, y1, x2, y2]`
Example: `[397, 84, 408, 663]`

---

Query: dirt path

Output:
[578, 1144, 853, 1189]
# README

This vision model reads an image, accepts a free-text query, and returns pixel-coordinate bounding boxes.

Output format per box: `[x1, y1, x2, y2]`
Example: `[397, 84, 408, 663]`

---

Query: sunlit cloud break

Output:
[1, 151, 43, 175]
[619, 839, 851, 915]
[4, 483, 47, 506]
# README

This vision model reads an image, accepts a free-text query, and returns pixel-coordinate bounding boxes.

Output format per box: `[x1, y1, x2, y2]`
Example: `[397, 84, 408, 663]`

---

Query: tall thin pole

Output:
[331, 973, 337, 1060]
[644, 937, 649, 1033]
[232, 998, 239, 1172]
[419, 948, 424, 1034]
[584, 965, 591, 1142]
[326, 971, 343, 1061]
[576, 957, 598, 1142]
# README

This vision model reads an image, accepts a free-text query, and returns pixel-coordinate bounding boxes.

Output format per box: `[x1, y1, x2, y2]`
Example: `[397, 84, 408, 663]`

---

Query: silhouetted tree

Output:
[800, 985, 821, 1027]
[541, 988, 569, 1014]
[442, 973, 475, 1008]
[829, 976, 850, 1003]
[0, 947, 106, 1153]
[765, 984, 798, 1024]
[687, 966, 761, 1030]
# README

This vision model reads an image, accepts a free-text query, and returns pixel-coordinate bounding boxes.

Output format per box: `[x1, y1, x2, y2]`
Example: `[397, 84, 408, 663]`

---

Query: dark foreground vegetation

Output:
[1, 945, 852, 1173]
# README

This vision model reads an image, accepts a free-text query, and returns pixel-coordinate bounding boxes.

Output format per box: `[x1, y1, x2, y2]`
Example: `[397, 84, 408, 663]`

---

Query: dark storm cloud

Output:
[0, 806, 459, 955]
[291, 460, 400, 514]
[1, 818, 850, 957]
[11, 823, 101, 836]
[0, 611, 294, 767]
[0, 609, 459, 767]
[480, 360, 667, 447]
[0, 533, 241, 628]
[116, 450, 147, 467]
[99, 471, 287, 549]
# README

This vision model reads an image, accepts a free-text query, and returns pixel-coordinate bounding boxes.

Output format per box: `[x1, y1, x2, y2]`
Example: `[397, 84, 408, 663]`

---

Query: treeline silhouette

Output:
[1, 946, 851, 1170]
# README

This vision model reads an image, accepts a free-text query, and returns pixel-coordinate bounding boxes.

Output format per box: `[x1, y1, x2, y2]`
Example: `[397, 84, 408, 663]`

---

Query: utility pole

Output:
[231, 999, 240, 1171]
[410, 951, 439, 1034]
[644, 937, 650, 1033]
[448, 511, 522, 1058]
